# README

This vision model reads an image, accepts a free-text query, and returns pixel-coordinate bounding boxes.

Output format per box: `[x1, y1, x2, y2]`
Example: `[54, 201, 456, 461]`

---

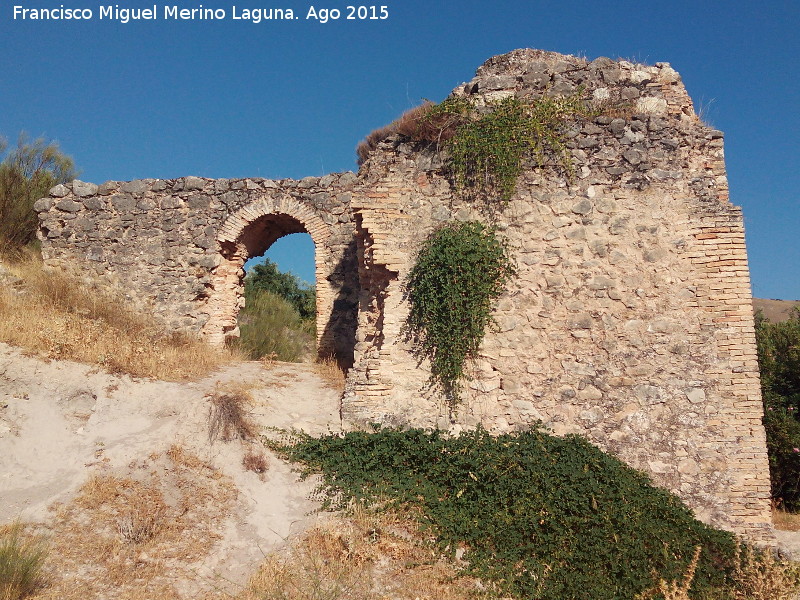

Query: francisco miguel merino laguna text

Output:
[12, 4, 390, 23]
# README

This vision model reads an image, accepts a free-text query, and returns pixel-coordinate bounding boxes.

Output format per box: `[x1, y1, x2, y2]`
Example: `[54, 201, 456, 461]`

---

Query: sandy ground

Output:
[0, 342, 343, 596]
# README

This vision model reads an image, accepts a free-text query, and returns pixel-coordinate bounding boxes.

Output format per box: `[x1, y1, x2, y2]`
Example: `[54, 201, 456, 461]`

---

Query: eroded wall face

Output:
[344, 50, 772, 541]
[35, 174, 360, 364]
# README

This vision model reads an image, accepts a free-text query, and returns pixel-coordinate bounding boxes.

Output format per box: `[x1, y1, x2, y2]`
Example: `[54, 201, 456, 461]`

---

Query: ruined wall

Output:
[36, 48, 772, 542]
[344, 50, 772, 541]
[35, 174, 359, 363]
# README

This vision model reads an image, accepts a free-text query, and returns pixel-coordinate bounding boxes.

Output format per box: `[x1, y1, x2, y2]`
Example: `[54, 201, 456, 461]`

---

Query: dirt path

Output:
[0, 343, 343, 596]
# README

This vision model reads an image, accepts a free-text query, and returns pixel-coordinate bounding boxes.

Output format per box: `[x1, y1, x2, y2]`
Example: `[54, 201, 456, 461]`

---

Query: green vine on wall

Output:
[404, 221, 516, 409]
[396, 93, 591, 407]
[422, 92, 594, 205]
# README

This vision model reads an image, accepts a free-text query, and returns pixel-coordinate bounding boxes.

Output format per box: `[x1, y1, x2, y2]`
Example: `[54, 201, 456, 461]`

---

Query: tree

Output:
[0, 133, 77, 255]
[244, 259, 316, 320]
[755, 308, 800, 508]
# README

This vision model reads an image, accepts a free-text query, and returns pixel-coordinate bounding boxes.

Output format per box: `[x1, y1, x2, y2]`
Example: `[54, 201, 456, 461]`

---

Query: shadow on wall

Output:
[319, 238, 358, 370]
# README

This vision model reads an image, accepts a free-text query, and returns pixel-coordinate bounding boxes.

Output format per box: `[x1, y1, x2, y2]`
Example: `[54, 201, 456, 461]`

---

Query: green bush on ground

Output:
[268, 426, 737, 600]
[755, 309, 800, 509]
[234, 289, 313, 362]
[0, 133, 77, 256]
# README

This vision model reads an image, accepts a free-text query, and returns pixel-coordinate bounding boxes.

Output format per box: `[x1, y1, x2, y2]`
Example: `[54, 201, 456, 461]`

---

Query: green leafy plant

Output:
[0, 521, 48, 600]
[267, 426, 739, 600]
[0, 133, 77, 257]
[755, 309, 800, 509]
[234, 289, 313, 362]
[404, 221, 515, 407]
[431, 94, 593, 204]
[357, 93, 594, 206]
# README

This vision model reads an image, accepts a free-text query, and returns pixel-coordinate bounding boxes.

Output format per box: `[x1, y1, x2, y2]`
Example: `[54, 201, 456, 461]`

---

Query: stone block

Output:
[72, 180, 98, 197]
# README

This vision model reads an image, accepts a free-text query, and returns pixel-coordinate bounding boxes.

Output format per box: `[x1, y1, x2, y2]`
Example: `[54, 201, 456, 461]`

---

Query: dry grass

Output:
[0, 521, 48, 600]
[207, 384, 258, 444]
[0, 254, 238, 381]
[773, 507, 800, 532]
[636, 541, 800, 600]
[730, 541, 800, 600]
[242, 449, 269, 476]
[636, 546, 701, 600]
[313, 355, 347, 392]
[31, 446, 237, 600]
[357, 101, 462, 166]
[239, 505, 481, 600]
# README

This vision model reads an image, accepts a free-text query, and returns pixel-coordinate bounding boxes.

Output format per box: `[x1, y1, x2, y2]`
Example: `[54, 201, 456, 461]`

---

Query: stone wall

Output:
[36, 48, 772, 542]
[343, 49, 772, 541]
[35, 173, 359, 364]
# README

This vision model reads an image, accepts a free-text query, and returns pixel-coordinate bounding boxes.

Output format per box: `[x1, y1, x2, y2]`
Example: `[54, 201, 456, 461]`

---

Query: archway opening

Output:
[207, 203, 358, 372]
[238, 232, 317, 362]
[218, 213, 318, 362]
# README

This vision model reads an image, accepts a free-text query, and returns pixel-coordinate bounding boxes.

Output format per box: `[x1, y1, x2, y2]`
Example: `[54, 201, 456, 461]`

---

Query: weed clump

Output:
[268, 426, 741, 600]
[242, 449, 269, 475]
[357, 93, 594, 206]
[207, 386, 257, 444]
[0, 522, 48, 600]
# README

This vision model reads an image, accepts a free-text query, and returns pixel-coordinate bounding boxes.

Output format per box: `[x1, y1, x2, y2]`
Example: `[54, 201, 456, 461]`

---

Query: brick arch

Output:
[217, 196, 331, 249]
[203, 195, 337, 354]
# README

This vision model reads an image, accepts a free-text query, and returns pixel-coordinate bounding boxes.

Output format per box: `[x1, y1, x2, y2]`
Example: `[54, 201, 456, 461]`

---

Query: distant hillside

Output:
[753, 298, 800, 322]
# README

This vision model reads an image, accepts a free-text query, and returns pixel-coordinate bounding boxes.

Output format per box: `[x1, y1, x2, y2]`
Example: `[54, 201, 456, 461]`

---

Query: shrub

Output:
[0, 521, 48, 600]
[0, 133, 77, 256]
[245, 259, 316, 321]
[756, 309, 800, 401]
[762, 403, 800, 507]
[404, 221, 515, 408]
[755, 309, 800, 509]
[234, 289, 313, 362]
[268, 426, 738, 600]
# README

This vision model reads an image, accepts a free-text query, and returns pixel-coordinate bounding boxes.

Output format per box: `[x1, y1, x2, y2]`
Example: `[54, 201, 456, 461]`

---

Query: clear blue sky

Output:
[2, 0, 797, 297]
